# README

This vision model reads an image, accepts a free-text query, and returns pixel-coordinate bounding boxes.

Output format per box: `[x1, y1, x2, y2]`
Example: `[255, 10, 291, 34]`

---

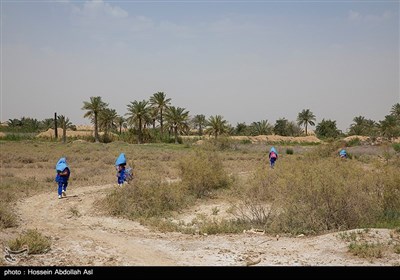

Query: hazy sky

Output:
[1, 0, 399, 132]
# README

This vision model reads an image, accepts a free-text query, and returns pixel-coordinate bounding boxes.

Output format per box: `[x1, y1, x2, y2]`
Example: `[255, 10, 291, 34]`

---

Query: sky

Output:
[1, 0, 399, 132]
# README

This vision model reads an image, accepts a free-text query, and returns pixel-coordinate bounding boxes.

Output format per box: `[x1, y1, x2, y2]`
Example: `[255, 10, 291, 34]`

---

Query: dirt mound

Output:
[36, 128, 93, 138]
[36, 128, 116, 139]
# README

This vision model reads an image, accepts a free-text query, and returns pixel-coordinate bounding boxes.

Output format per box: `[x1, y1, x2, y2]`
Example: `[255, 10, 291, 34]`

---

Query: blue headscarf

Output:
[115, 153, 126, 166]
[339, 149, 347, 156]
[270, 147, 278, 155]
[56, 157, 69, 172]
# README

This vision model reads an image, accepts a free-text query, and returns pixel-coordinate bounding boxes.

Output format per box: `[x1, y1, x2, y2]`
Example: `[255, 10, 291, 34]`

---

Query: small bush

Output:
[286, 148, 294, 155]
[178, 150, 231, 197]
[8, 229, 51, 254]
[102, 178, 190, 219]
[348, 242, 383, 259]
[0, 204, 18, 228]
[346, 138, 361, 147]
[393, 143, 400, 153]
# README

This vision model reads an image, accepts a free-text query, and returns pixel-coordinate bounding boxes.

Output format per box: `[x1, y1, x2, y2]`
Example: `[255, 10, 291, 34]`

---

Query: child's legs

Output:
[63, 182, 68, 192]
[270, 158, 276, 167]
[118, 173, 124, 184]
[58, 182, 63, 196]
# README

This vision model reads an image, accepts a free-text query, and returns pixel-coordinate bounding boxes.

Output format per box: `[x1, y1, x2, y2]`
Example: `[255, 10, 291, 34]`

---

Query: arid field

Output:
[1, 139, 399, 266]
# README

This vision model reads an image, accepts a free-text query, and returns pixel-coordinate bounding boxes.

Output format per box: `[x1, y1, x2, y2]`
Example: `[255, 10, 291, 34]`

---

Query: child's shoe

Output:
[62, 190, 66, 197]
[58, 195, 62, 199]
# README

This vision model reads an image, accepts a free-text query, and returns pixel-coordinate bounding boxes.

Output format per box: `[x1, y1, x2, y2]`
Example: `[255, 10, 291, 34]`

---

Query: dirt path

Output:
[6, 184, 399, 266]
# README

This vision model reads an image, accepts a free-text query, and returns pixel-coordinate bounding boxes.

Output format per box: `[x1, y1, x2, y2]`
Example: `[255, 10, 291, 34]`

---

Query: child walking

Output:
[55, 157, 70, 199]
[268, 146, 278, 169]
[115, 153, 127, 187]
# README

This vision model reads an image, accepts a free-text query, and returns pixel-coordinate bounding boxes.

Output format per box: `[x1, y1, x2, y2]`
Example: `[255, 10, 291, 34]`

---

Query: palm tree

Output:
[206, 115, 228, 139]
[379, 115, 400, 140]
[99, 108, 118, 138]
[391, 103, 400, 122]
[234, 122, 248, 136]
[192, 114, 207, 136]
[116, 116, 127, 135]
[149, 92, 171, 137]
[164, 106, 189, 143]
[126, 100, 150, 144]
[57, 115, 73, 144]
[250, 120, 273, 136]
[349, 116, 366, 135]
[297, 109, 316, 136]
[82, 96, 108, 143]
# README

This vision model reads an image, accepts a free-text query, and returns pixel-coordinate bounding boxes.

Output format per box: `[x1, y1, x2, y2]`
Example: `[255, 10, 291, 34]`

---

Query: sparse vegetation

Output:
[7, 229, 51, 255]
[1, 140, 399, 240]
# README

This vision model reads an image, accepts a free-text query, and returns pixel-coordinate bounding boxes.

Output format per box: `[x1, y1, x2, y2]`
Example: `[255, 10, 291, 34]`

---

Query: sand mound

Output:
[36, 128, 115, 139]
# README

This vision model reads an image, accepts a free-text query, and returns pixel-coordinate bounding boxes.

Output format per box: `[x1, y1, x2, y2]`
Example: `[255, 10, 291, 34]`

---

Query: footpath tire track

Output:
[10, 184, 399, 266]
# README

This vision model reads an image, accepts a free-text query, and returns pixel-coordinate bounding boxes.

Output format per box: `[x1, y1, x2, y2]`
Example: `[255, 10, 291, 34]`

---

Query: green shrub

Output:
[286, 148, 294, 155]
[346, 138, 361, 147]
[393, 143, 400, 153]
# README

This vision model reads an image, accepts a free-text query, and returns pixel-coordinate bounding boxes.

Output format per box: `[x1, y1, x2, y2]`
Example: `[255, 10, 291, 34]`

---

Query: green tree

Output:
[287, 121, 303, 136]
[297, 109, 316, 136]
[205, 115, 228, 139]
[379, 115, 400, 140]
[390, 103, 400, 122]
[274, 118, 289, 136]
[315, 119, 341, 139]
[116, 116, 127, 135]
[57, 115, 73, 143]
[126, 100, 150, 144]
[164, 106, 190, 143]
[82, 96, 108, 143]
[149, 91, 171, 137]
[192, 114, 207, 136]
[348, 116, 367, 135]
[250, 120, 273, 136]
[234, 122, 249, 136]
[99, 108, 118, 138]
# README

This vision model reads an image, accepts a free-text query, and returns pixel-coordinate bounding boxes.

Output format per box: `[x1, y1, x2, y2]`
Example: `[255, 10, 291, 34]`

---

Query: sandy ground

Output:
[1, 184, 399, 267]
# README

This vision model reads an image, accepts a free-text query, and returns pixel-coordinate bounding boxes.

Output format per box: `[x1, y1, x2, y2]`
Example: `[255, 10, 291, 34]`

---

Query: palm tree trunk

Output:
[160, 109, 164, 137]
[174, 125, 178, 144]
[62, 119, 66, 144]
[138, 119, 142, 144]
[54, 112, 58, 139]
[94, 112, 99, 143]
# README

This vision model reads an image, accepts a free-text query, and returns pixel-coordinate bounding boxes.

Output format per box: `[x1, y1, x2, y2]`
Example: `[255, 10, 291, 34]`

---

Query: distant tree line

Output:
[3, 93, 400, 143]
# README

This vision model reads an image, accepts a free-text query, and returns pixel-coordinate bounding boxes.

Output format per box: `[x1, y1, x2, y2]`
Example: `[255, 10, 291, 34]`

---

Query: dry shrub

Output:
[381, 165, 400, 220]
[178, 150, 231, 197]
[102, 178, 190, 219]
[244, 157, 399, 235]
[0, 203, 18, 228]
[8, 229, 51, 254]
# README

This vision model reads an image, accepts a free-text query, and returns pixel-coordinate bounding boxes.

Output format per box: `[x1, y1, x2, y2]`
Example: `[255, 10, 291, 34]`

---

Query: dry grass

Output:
[1, 140, 399, 237]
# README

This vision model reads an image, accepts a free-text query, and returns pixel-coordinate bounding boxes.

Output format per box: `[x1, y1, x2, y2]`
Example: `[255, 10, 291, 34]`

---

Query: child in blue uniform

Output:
[55, 157, 70, 199]
[116, 153, 127, 186]
[269, 147, 278, 168]
[339, 148, 347, 159]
